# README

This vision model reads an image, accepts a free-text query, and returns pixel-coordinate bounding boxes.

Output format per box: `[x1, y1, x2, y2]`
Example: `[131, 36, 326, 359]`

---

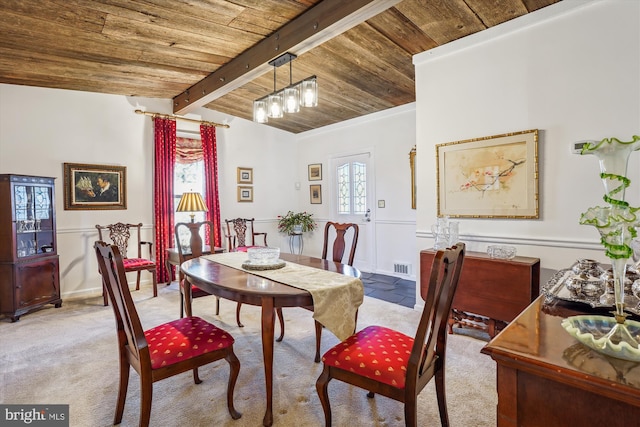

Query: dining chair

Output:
[96, 222, 157, 306]
[224, 218, 267, 252]
[175, 220, 216, 318]
[224, 217, 270, 328]
[277, 221, 360, 362]
[315, 243, 465, 427]
[175, 221, 243, 328]
[94, 240, 241, 427]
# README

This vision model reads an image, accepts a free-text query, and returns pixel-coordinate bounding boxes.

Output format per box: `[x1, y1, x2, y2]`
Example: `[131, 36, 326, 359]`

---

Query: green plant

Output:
[277, 211, 316, 234]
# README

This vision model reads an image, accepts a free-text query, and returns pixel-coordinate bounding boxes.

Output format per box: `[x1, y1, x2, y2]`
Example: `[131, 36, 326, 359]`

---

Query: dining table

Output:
[180, 252, 363, 426]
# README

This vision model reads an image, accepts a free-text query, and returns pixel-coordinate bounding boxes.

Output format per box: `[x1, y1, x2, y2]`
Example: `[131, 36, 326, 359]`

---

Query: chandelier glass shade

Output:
[300, 76, 318, 107]
[252, 52, 317, 123]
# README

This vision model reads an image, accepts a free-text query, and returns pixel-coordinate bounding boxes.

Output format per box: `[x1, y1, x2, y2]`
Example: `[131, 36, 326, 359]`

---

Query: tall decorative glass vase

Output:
[579, 135, 640, 350]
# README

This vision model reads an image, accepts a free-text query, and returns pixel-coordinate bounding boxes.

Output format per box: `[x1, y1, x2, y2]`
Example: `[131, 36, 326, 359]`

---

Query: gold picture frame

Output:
[237, 186, 253, 202]
[237, 167, 253, 184]
[63, 162, 126, 210]
[409, 146, 416, 209]
[436, 129, 538, 218]
[308, 163, 322, 181]
[310, 184, 322, 204]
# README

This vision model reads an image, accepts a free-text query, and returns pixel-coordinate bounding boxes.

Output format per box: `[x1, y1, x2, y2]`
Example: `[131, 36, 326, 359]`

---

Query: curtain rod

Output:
[134, 109, 230, 128]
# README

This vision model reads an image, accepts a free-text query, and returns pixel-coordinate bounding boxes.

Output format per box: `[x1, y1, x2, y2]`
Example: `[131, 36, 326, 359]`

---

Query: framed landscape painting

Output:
[63, 163, 126, 210]
[436, 129, 539, 218]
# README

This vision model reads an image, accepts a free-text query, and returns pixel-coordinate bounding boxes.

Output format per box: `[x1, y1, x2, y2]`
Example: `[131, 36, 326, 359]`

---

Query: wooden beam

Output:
[173, 0, 401, 114]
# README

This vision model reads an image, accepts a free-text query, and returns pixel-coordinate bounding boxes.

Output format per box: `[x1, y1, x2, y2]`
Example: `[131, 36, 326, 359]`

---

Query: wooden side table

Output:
[165, 246, 224, 282]
[483, 296, 640, 426]
[420, 249, 540, 337]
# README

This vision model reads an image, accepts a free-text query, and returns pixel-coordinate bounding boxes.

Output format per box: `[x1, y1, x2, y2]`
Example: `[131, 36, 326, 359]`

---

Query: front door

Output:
[330, 152, 374, 272]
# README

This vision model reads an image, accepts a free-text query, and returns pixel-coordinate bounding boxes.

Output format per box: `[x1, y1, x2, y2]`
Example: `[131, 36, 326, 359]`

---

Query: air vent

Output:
[393, 262, 411, 275]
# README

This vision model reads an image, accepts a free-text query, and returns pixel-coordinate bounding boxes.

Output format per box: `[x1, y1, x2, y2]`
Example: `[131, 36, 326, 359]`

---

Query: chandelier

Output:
[253, 52, 318, 123]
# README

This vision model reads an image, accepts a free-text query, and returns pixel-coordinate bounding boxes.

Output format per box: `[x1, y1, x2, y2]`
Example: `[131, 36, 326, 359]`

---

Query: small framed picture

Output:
[308, 163, 322, 181]
[237, 186, 253, 202]
[310, 184, 322, 204]
[237, 167, 253, 184]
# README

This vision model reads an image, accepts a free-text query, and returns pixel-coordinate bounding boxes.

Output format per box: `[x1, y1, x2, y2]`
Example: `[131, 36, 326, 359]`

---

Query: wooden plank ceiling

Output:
[0, 0, 560, 134]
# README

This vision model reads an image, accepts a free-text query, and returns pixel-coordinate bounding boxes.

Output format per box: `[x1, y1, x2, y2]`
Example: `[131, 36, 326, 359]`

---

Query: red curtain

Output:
[201, 124, 222, 247]
[153, 117, 176, 284]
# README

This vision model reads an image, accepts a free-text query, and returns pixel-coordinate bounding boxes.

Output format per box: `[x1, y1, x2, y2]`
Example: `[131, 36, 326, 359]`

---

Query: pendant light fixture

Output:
[283, 59, 300, 114]
[252, 52, 318, 123]
[267, 63, 283, 118]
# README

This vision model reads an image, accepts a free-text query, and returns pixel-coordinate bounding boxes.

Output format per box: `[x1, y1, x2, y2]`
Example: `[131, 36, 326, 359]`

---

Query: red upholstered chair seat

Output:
[145, 316, 235, 369]
[234, 246, 260, 253]
[322, 325, 413, 389]
[123, 258, 155, 269]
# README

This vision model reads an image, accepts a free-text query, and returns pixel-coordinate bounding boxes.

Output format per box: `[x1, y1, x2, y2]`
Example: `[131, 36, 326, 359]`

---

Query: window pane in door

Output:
[353, 161, 367, 214]
[337, 163, 350, 214]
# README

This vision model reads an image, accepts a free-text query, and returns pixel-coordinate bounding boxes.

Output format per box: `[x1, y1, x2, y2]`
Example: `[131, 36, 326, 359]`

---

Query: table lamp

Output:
[176, 191, 208, 223]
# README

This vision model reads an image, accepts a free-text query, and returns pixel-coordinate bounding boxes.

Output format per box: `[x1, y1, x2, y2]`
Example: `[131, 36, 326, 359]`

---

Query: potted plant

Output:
[277, 211, 317, 234]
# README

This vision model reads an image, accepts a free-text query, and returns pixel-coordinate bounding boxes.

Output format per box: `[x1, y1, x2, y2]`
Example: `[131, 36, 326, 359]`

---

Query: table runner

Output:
[202, 252, 364, 341]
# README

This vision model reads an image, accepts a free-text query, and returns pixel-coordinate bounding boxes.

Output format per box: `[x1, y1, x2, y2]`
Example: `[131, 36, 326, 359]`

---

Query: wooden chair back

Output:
[321, 222, 359, 266]
[224, 218, 267, 251]
[174, 220, 217, 318]
[96, 222, 148, 259]
[175, 220, 214, 266]
[412, 243, 465, 394]
[94, 241, 148, 368]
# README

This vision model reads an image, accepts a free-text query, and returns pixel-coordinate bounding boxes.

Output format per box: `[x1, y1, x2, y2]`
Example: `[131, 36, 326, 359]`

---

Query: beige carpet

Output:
[0, 283, 497, 426]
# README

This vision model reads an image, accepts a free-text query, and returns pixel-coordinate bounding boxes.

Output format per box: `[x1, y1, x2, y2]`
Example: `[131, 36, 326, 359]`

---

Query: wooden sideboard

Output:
[482, 296, 640, 426]
[420, 249, 540, 337]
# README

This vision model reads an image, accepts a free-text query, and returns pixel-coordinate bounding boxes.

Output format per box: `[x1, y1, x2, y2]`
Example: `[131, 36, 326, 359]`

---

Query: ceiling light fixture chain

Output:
[253, 52, 317, 124]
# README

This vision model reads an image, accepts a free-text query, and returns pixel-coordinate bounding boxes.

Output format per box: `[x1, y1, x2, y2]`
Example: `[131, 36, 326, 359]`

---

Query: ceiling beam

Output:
[173, 0, 401, 115]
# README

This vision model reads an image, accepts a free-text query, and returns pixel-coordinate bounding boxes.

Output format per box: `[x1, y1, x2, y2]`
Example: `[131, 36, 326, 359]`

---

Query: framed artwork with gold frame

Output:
[63, 162, 126, 210]
[436, 129, 538, 218]
[310, 184, 322, 204]
[237, 186, 253, 202]
[237, 167, 253, 184]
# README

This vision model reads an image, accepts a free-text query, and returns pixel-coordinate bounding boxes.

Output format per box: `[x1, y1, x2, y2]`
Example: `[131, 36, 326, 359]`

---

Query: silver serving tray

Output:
[543, 268, 640, 316]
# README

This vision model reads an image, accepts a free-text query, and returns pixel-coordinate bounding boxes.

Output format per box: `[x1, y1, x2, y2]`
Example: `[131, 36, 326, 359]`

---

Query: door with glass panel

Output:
[331, 152, 374, 272]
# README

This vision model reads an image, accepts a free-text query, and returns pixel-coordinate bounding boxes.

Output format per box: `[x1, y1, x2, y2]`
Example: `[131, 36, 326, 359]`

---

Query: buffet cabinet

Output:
[0, 174, 61, 322]
[420, 249, 540, 337]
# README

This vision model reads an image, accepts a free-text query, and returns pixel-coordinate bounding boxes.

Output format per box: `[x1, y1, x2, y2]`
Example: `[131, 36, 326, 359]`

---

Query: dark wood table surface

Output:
[180, 253, 361, 426]
[482, 294, 640, 426]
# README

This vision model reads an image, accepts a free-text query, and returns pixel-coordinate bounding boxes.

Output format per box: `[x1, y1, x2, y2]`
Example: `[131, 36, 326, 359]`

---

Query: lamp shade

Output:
[176, 192, 208, 213]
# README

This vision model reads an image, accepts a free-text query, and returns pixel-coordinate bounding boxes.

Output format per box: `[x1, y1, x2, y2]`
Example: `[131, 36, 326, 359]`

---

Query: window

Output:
[174, 136, 206, 245]
[337, 160, 367, 215]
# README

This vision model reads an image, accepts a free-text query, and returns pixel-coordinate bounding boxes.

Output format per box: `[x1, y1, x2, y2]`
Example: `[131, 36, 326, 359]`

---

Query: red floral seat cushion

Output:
[180, 281, 211, 298]
[234, 246, 261, 253]
[322, 325, 414, 389]
[122, 258, 155, 269]
[145, 316, 234, 369]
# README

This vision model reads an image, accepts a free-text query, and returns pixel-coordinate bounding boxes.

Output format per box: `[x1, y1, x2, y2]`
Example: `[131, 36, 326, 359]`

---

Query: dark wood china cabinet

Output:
[0, 174, 61, 321]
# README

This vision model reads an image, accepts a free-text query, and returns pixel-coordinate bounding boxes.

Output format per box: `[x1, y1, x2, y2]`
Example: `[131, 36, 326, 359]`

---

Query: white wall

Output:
[296, 104, 417, 276]
[0, 85, 297, 298]
[414, 0, 640, 306]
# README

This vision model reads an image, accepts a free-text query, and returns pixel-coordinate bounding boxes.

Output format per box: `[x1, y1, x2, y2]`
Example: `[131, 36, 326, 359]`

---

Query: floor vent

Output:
[393, 262, 410, 275]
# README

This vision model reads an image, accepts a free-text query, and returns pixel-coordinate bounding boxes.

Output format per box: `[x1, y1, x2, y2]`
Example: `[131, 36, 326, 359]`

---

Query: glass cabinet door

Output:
[14, 184, 54, 258]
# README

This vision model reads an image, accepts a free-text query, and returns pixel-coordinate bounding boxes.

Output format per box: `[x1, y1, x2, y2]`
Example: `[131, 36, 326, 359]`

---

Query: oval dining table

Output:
[180, 252, 361, 426]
